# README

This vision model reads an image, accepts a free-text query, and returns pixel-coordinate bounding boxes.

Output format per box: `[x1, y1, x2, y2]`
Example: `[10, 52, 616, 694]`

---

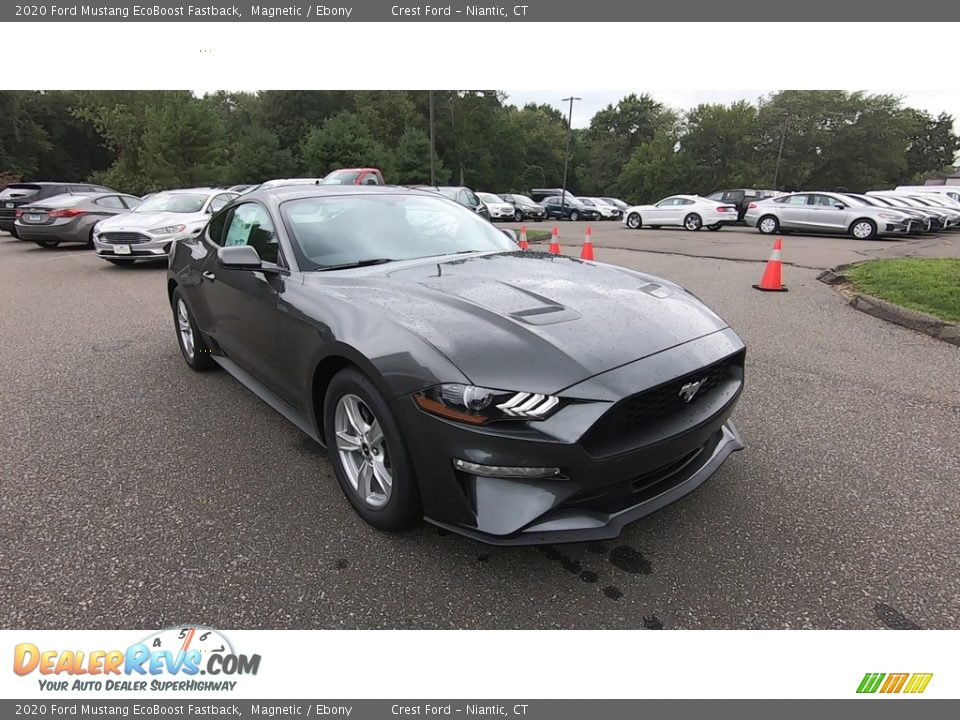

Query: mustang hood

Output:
[98, 211, 205, 231]
[309, 252, 729, 394]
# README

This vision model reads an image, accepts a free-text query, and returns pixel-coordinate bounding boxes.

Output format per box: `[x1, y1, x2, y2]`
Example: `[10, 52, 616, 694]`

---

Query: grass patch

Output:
[519, 229, 553, 242]
[845, 258, 960, 323]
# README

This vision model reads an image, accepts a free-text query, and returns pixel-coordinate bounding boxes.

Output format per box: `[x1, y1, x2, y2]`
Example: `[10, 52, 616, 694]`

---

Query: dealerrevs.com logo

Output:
[857, 672, 933, 695]
[13, 627, 261, 692]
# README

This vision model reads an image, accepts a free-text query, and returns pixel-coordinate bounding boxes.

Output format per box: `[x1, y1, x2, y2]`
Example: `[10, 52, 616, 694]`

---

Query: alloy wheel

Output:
[176, 299, 195, 359]
[334, 393, 393, 509]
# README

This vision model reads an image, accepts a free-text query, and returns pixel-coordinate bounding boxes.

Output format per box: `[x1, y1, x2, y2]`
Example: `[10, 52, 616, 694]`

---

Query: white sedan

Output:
[622, 195, 739, 231]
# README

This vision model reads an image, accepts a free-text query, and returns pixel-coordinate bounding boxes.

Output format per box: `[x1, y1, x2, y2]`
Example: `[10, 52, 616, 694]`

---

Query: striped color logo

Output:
[857, 672, 933, 694]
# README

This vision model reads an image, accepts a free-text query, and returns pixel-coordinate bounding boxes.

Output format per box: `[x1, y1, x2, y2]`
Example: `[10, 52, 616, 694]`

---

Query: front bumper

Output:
[394, 328, 745, 545]
[93, 233, 183, 261]
[881, 220, 911, 234]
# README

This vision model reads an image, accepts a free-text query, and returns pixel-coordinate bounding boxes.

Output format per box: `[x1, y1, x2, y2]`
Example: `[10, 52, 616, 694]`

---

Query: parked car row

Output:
[745, 189, 960, 240]
[473, 190, 628, 223]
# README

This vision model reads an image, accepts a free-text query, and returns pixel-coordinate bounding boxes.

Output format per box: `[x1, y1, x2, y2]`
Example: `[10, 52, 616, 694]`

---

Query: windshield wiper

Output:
[316, 258, 396, 272]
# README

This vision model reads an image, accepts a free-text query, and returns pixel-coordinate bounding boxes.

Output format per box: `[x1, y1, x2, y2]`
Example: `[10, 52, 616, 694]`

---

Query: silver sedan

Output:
[744, 191, 913, 240]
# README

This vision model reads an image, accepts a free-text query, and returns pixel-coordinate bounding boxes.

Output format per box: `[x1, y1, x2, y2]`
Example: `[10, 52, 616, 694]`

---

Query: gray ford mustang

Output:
[167, 185, 745, 545]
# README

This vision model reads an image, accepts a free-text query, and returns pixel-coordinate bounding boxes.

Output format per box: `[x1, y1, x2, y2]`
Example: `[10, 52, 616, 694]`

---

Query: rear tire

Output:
[324, 368, 421, 531]
[683, 213, 703, 231]
[171, 288, 216, 371]
[626, 212, 642, 229]
[758, 215, 779, 235]
[707, 224, 722, 231]
[10, 226, 20, 239]
[36, 239, 60, 248]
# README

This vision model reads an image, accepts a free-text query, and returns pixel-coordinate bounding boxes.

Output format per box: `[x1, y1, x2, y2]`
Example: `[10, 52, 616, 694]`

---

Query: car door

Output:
[806, 194, 848, 232]
[776, 194, 812, 229]
[650, 198, 681, 224]
[200, 202, 298, 403]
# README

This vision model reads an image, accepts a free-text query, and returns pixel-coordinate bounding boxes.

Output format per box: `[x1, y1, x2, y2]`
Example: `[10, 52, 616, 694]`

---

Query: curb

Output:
[817, 264, 960, 347]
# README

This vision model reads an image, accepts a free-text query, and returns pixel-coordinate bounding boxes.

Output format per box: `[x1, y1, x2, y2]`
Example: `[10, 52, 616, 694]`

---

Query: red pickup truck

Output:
[320, 168, 386, 186]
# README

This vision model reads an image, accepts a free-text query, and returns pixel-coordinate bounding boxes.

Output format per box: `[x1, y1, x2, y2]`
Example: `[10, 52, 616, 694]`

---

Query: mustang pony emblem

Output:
[679, 379, 704, 403]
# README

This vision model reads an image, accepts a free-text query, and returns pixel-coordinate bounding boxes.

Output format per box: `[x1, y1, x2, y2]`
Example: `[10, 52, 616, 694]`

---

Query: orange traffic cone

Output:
[548, 227, 560, 255]
[580, 226, 595, 261]
[518, 225, 529, 250]
[753, 237, 788, 292]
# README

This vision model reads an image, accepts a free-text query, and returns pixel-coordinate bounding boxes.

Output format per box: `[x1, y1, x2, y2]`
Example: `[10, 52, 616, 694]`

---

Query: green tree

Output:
[300, 111, 389, 175]
[576, 94, 678, 195]
[678, 100, 762, 193]
[390, 128, 449, 184]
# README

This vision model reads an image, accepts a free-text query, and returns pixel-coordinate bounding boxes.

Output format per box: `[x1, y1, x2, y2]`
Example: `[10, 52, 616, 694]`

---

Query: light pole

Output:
[429, 90, 436, 186]
[560, 96, 580, 217]
[772, 116, 788, 190]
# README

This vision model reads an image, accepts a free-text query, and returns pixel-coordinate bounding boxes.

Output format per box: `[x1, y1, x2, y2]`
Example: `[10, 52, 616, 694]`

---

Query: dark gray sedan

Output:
[168, 186, 745, 545]
[15, 192, 141, 248]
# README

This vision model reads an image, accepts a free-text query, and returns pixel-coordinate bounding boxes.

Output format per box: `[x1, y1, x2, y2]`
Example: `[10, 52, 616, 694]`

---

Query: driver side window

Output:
[223, 203, 280, 264]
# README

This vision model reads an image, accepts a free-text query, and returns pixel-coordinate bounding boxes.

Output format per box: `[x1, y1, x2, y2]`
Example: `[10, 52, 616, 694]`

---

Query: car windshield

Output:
[840, 195, 871, 206]
[134, 193, 208, 213]
[477, 192, 503, 204]
[322, 170, 361, 185]
[280, 193, 516, 270]
[512, 195, 538, 206]
[437, 188, 458, 200]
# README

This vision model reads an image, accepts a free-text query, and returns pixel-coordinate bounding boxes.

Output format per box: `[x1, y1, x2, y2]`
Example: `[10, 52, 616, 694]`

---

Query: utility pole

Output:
[429, 90, 436, 186]
[560, 96, 580, 216]
[773, 116, 788, 190]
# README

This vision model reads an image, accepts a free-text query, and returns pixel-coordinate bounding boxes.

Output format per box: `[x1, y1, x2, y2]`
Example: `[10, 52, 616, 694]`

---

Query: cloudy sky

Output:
[504, 90, 960, 130]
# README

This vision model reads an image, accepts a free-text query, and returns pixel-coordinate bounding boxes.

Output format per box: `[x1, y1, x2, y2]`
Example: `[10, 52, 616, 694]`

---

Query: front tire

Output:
[106, 258, 135, 265]
[850, 219, 877, 240]
[324, 368, 421, 531]
[707, 224, 722, 231]
[626, 212, 642, 229]
[569, 210, 579, 222]
[683, 213, 703, 231]
[514, 209, 523, 222]
[171, 288, 216, 371]
[758, 215, 779, 235]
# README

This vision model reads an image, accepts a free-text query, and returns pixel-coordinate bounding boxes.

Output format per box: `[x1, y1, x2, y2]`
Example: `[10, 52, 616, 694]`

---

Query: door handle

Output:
[202, 271, 216, 281]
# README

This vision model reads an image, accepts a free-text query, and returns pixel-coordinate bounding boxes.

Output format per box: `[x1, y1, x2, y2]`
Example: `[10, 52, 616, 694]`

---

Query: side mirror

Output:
[834, 204, 846, 210]
[501, 228, 518, 243]
[217, 245, 262, 268]
[191, 226, 202, 235]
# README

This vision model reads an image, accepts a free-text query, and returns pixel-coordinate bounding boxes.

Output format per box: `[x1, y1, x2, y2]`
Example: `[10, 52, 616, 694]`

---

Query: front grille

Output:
[100, 232, 150, 244]
[0, 208, 17, 220]
[582, 349, 744, 457]
[562, 430, 723, 515]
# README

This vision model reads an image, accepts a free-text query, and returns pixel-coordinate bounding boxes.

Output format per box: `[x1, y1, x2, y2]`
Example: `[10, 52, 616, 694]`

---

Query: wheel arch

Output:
[309, 346, 392, 442]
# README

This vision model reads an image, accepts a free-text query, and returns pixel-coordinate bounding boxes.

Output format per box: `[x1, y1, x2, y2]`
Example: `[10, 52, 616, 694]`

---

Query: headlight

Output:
[878, 213, 904, 221]
[148, 224, 187, 235]
[413, 384, 561, 425]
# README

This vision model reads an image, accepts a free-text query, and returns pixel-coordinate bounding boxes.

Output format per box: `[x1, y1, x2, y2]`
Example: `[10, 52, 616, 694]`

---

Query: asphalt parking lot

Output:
[2, 231, 958, 630]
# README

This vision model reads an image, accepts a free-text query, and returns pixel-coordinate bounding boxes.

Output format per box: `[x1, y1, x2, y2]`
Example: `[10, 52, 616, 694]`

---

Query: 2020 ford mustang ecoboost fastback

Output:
[168, 186, 746, 545]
